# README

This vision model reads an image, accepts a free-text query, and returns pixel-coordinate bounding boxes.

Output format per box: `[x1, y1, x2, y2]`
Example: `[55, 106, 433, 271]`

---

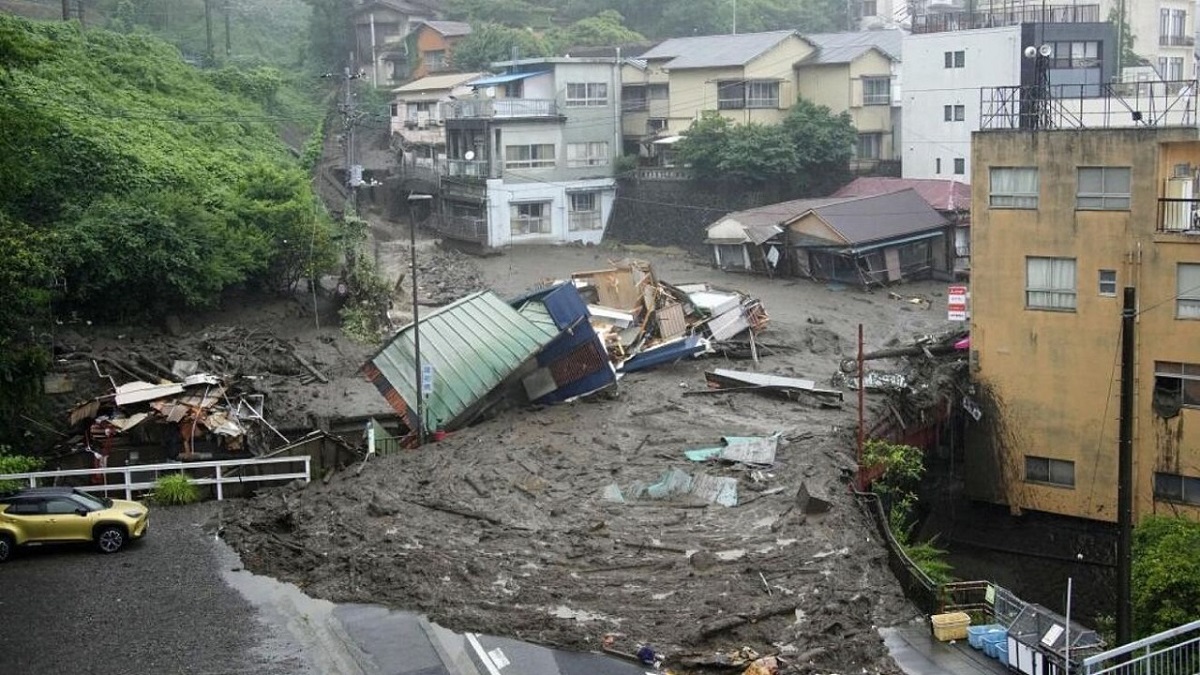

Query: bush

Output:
[152, 473, 200, 505]
[0, 445, 42, 494]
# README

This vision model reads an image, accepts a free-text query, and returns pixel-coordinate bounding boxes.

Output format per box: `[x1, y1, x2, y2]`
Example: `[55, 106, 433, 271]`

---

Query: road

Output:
[0, 503, 651, 675]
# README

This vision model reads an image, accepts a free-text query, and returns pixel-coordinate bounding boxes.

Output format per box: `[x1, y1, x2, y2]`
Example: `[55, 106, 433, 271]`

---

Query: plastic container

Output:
[982, 631, 1007, 658]
[931, 612, 972, 642]
[992, 639, 1009, 662]
[967, 624, 1004, 649]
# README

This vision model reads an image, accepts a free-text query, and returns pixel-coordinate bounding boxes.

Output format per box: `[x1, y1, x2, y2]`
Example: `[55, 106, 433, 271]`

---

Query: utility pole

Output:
[342, 65, 359, 215]
[204, 0, 214, 62]
[1116, 286, 1136, 647]
[61, 0, 70, 21]
[224, 0, 232, 57]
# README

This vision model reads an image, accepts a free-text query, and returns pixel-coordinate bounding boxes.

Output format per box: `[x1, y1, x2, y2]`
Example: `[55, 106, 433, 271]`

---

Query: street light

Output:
[408, 192, 434, 445]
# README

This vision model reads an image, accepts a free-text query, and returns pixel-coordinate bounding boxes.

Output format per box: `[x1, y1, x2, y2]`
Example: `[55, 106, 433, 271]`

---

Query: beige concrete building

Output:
[967, 122, 1200, 523]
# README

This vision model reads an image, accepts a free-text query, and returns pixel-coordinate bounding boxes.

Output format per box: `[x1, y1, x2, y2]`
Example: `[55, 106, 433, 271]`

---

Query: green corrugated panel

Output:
[367, 291, 559, 430]
[517, 300, 558, 334]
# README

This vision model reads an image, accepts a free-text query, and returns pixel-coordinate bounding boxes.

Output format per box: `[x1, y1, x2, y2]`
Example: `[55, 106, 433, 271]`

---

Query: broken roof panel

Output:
[364, 291, 560, 431]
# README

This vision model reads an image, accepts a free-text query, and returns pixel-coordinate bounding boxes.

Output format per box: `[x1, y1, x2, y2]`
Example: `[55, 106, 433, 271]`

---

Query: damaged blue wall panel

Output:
[514, 284, 617, 404]
[364, 291, 559, 431]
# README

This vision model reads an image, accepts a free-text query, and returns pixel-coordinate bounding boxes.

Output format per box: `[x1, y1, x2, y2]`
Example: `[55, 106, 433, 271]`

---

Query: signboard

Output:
[947, 285, 969, 322]
[421, 364, 435, 396]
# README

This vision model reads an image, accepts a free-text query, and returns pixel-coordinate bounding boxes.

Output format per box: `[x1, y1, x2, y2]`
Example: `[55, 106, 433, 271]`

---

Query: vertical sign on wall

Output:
[947, 285, 969, 322]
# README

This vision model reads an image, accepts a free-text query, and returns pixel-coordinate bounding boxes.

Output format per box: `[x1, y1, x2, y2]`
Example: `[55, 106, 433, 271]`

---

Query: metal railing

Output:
[854, 489, 939, 613]
[435, 214, 489, 243]
[568, 211, 602, 231]
[1158, 198, 1200, 234]
[1160, 34, 1196, 47]
[0, 456, 311, 501]
[980, 80, 1198, 131]
[445, 158, 490, 178]
[912, 3, 1099, 33]
[442, 98, 559, 119]
[1083, 619, 1200, 675]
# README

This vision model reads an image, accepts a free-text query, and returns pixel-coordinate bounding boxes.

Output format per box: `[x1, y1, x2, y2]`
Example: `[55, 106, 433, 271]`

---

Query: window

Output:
[717, 80, 779, 109]
[953, 158, 965, 175]
[647, 118, 667, 133]
[989, 167, 1039, 208]
[857, 133, 882, 160]
[944, 104, 965, 121]
[1178, 263, 1200, 318]
[566, 142, 609, 168]
[1025, 456, 1075, 487]
[622, 86, 647, 112]
[1077, 167, 1131, 210]
[504, 144, 556, 169]
[935, 158, 942, 174]
[944, 50, 965, 68]
[1154, 472, 1200, 505]
[858, 0, 877, 16]
[423, 49, 446, 70]
[647, 84, 668, 100]
[510, 202, 551, 235]
[1160, 8, 1188, 43]
[6, 499, 40, 515]
[1048, 41, 1100, 69]
[862, 77, 890, 105]
[568, 192, 602, 231]
[1099, 269, 1117, 296]
[1026, 257, 1076, 310]
[1154, 361, 1200, 409]
[1158, 57, 1185, 81]
[565, 82, 608, 107]
[746, 81, 780, 108]
[44, 498, 80, 515]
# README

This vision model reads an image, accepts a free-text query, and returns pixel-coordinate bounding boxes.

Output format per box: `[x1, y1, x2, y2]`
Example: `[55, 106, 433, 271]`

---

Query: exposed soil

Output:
[215, 228, 960, 674]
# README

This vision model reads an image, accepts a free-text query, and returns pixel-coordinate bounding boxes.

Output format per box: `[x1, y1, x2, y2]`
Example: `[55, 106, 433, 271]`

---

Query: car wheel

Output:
[95, 525, 126, 554]
[0, 534, 12, 562]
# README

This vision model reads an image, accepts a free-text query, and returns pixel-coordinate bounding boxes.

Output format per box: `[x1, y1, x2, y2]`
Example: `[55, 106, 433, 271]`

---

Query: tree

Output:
[445, 0, 550, 28]
[547, 11, 645, 53]
[1132, 516, 1200, 637]
[0, 216, 56, 446]
[1107, 6, 1140, 71]
[450, 23, 550, 71]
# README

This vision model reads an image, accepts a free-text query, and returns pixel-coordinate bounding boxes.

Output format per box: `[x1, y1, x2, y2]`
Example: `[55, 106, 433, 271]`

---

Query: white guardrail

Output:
[0, 456, 311, 501]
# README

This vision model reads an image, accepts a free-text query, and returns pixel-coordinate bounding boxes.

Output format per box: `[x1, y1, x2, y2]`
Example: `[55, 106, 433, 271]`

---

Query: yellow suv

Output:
[0, 487, 149, 562]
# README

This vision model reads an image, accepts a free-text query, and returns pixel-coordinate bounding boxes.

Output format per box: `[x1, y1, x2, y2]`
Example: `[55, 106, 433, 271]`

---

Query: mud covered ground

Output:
[218, 236, 958, 674]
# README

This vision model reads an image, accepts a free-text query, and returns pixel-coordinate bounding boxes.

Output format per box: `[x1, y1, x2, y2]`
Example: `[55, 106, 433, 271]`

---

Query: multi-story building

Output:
[851, 0, 910, 30]
[624, 30, 902, 170]
[902, 18, 1117, 181]
[407, 21, 472, 80]
[350, 0, 438, 87]
[425, 57, 621, 249]
[966, 92, 1200, 522]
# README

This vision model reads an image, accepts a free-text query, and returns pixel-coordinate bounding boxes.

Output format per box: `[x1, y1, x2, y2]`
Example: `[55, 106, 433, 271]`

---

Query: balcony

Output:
[434, 214, 489, 243]
[445, 158, 490, 179]
[1157, 198, 1200, 235]
[442, 98, 559, 120]
[912, 3, 1098, 34]
[1160, 34, 1196, 47]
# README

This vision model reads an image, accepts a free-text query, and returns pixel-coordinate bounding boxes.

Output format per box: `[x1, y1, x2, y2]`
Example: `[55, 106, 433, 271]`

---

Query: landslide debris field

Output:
[221, 244, 955, 675]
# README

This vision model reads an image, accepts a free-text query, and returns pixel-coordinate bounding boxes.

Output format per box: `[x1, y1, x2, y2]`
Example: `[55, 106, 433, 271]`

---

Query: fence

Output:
[0, 456, 311, 501]
[1083, 619, 1200, 675]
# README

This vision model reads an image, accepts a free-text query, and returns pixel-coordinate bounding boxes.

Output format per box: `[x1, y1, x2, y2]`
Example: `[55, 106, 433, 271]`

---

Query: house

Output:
[408, 20, 472, 80]
[391, 72, 484, 182]
[704, 189, 954, 285]
[428, 56, 622, 249]
[796, 30, 905, 172]
[350, 0, 438, 87]
[833, 176, 971, 274]
[966, 103, 1200, 522]
[851, 0, 909, 30]
[902, 9, 1118, 181]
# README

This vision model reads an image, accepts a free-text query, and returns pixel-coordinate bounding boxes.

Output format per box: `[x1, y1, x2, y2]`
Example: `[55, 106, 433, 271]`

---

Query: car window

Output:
[6, 499, 42, 515]
[44, 498, 81, 515]
[72, 491, 107, 510]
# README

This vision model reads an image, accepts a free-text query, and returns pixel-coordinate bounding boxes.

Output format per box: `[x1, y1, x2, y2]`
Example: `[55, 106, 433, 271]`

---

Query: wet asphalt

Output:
[0, 503, 304, 675]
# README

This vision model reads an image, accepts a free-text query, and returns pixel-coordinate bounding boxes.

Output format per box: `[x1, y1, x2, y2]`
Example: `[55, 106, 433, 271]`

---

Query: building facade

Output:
[407, 21, 472, 80]
[967, 122, 1200, 523]
[426, 58, 621, 249]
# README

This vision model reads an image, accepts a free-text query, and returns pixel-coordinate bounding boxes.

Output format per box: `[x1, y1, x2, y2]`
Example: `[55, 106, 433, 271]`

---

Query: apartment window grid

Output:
[944, 104, 965, 121]
[1154, 472, 1200, 506]
[1025, 456, 1075, 487]
[1160, 8, 1188, 43]
[565, 82, 608, 107]
[567, 192, 602, 231]
[1048, 41, 1100, 69]
[1026, 256, 1076, 311]
[622, 86, 647, 112]
[953, 158, 965, 175]
[989, 167, 1039, 208]
[944, 50, 965, 68]
[504, 144, 556, 169]
[566, 141, 609, 168]
[746, 81, 780, 108]
[1178, 263, 1200, 318]
[1076, 167, 1131, 210]
[510, 202, 552, 235]
[1154, 361, 1200, 409]
[857, 133, 882, 160]
[862, 77, 890, 105]
[1098, 269, 1117, 296]
[1159, 57, 1185, 81]
[717, 80, 779, 109]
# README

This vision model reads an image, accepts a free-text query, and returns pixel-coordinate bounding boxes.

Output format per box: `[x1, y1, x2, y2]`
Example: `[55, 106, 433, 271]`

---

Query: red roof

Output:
[833, 177, 971, 213]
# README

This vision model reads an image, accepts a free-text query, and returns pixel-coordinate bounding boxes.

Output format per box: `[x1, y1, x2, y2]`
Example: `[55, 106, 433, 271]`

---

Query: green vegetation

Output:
[1132, 516, 1200, 637]
[675, 99, 857, 195]
[151, 473, 201, 505]
[451, 23, 553, 71]
[0, 446, 42, 493]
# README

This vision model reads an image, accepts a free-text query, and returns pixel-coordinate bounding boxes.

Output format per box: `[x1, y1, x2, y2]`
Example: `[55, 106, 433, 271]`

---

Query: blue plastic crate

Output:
[992, 639, 1009, 662]
[982, 632, 1007, 658]
[968, 625, 1004, 650]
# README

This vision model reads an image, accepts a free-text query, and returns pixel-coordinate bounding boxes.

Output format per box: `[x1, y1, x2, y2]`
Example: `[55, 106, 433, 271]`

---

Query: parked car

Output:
[0, 487, 149, 562]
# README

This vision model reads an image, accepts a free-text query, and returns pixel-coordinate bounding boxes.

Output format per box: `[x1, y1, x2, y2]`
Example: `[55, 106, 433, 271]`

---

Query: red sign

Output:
[947, 285, 969, 321]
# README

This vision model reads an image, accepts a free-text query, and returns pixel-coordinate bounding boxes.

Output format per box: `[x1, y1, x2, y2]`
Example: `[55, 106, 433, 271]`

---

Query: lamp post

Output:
[408, 192, 434, 445]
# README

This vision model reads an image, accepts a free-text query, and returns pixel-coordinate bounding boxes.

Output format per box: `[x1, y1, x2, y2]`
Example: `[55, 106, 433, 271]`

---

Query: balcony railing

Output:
[445, 158, 490, 178]
[442, 98, 559, 119]
[434, 214, 489, 243]
[980, 80, 1198, 130]
[1160, 34, 1196, 47]
[1158, 198, 1200, 235]
[912, 3, 1099, 34]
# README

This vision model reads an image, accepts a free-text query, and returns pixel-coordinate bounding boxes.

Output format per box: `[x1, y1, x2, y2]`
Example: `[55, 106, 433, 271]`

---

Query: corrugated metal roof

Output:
[801, 29, 904, 64]
[393, 72, 486, 94]
[366, 291, 559, 430]
[707, 196, 859, 233]
[421, 20, 471, 37]
[833, 177, 971, 212]
[640, 30, 799, 69]
[810, 189, 949, 245]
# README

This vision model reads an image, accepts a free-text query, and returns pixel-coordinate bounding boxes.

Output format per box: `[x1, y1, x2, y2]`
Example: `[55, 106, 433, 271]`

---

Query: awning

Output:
[470, 71, 550, 87]
[653, 136, 684, 145]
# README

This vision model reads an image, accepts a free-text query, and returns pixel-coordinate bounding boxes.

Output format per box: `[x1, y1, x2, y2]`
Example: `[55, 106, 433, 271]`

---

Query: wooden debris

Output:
[291, 352, 329, 384]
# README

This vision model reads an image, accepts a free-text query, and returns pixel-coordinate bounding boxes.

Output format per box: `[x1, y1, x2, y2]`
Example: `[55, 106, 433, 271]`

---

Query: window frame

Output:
[944, 50, 965, 68]
[509, 201, 552, 235]
[717, 80, 746, 110]
[565, 141, 609, 168]
[567, 192, 602, 231]
[862, 76, 891, 106]
[953, 158, 965, 175]
[565, 82, 608, 107]
[1155, 361, 1200, 410]
[989, 166, 1039, 209]
[1025, 456, 1076, 488]
[745, 80, 780, 109]
[504, 143, 556, 169]
[1076, 167, 1131, 210]
[857, 133, 882, 160]
[1098, 269, 1117, 297]
[1153, 471, 1200, 505]
[1176, 263, 1200, 319]
[1025, 256, 1077, 311]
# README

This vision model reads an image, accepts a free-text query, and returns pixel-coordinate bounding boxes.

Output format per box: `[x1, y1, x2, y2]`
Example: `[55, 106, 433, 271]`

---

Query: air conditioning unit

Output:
[1163, 176, 1195, 231]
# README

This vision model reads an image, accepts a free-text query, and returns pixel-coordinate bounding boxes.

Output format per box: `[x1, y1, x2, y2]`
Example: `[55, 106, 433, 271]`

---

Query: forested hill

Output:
[0, 15, 335, 439]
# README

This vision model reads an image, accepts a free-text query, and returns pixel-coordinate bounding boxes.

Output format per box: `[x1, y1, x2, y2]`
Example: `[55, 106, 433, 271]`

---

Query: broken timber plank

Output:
[292, 351, 329, 383]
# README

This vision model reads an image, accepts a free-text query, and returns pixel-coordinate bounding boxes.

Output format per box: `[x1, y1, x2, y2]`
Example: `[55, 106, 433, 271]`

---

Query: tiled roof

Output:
[833, 177, 971, 212]
[421, 20, 472, 37]
[801, 29, 904, 64]
[639, 30, 800, 69]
